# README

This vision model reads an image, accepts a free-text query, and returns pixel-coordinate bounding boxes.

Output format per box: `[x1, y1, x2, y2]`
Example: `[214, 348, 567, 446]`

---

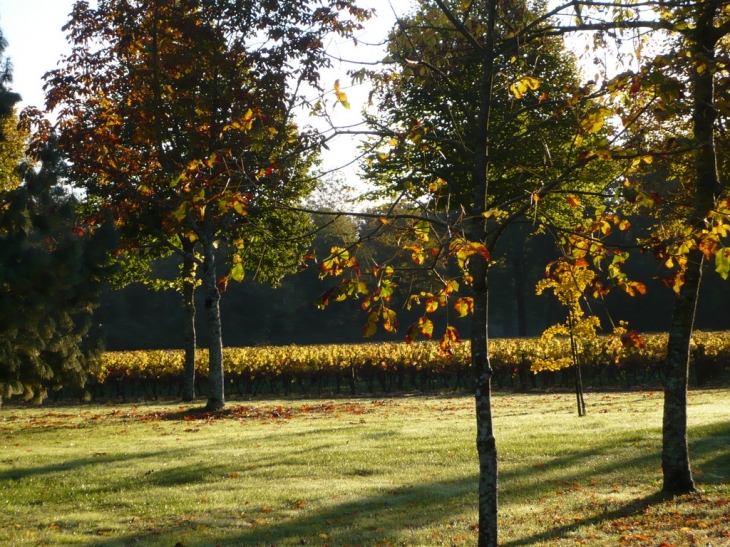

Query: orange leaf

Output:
[425, 298, 439, 313]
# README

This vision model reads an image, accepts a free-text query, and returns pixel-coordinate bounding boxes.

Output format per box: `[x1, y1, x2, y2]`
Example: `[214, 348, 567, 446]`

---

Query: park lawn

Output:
[0, 389, 728, 547]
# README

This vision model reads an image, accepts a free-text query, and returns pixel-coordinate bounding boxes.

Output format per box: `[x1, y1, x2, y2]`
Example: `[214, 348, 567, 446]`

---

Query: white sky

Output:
[0, 0, 412, 194]
[0, 0, 78, 111]
[0, 0, 628, 199]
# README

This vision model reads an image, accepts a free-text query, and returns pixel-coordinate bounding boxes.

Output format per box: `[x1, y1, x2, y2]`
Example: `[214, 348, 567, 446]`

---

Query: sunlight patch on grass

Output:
[0, 389, 728, 546]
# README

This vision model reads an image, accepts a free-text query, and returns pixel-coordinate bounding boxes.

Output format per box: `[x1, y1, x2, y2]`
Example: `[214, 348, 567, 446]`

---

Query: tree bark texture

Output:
[471, 258, 498, 547]
[181, 237, 197, 402]
[202, 237, 225, 410]
[661, 251, 701, 494]
[662, 0, 722, 495]
[469, 0, 498, 543]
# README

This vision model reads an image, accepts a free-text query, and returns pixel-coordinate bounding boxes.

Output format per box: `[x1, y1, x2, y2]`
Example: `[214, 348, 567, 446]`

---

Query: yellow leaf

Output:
[509, 81, 526, 99]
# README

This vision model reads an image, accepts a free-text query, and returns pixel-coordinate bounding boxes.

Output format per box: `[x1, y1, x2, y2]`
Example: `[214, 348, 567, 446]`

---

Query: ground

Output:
[1, 388, 728, 546]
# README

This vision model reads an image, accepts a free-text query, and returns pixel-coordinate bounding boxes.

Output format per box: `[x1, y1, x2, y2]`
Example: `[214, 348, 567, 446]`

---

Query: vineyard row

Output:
[89, 332, 730, 399]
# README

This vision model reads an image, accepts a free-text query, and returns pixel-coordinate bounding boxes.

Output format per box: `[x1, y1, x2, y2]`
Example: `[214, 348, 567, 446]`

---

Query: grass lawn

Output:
[1, 388, 728, 547]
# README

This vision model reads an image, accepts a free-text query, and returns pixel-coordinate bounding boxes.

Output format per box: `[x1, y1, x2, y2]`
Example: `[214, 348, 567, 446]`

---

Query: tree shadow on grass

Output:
[0, 450, 172, 483]
[81, 473, 479, 547]
[6, 407, 727, 547]
[500, 490, 671, 546]
[74, 421, 729, 547]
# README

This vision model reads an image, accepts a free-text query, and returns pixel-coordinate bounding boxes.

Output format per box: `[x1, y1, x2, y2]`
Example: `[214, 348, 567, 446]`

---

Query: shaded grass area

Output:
[0, 390, 728, 546]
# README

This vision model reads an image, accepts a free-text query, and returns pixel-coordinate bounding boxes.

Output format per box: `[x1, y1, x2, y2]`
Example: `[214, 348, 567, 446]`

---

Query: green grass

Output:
[1, 389, 728, 547]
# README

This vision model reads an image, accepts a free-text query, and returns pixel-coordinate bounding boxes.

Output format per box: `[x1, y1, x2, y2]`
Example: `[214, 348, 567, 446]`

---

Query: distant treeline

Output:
[96, 220, 730, 351]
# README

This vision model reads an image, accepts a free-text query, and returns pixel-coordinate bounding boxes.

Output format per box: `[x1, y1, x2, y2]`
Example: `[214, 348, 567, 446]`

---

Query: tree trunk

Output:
[181, 237, 197, 402]
[471, 257, 498, 547]
[662, 0, 721, 495]
[469, 0, 498, 543]
[567, 311, 586, 416]
[661, 251, 701, 494]
[202, 237, 225, 410]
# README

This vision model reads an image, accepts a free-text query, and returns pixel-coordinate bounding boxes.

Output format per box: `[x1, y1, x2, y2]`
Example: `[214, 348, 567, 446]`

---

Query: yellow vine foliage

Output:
[533, 263, 601, 373]
[92, 331, 730, 385]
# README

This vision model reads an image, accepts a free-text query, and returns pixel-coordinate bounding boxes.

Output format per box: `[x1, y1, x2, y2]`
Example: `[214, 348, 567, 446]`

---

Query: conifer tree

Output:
[0, 28, 117, 405]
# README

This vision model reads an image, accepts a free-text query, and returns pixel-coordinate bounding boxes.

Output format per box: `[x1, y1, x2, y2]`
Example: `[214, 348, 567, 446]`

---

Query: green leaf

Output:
[230, 263, 245, 282]
[715, 249, 730, 280]
[418, 317, 434, 338]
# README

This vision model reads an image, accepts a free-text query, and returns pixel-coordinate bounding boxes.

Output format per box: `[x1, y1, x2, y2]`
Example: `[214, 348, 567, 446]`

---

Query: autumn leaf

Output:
[425, 298, 439, 313]
[333, 80, 350, 109]
[363, 312, 378, 337]
[620, 330, 646, 349]
[418, 317, 434, 338]
[454, 297, 474, 317]
[509, 76, 540, 99]
[403, 244, 426, 265]
[444, 279, 459, 294]
[229, 263, 245, 282]
[382, 307, 398, 333]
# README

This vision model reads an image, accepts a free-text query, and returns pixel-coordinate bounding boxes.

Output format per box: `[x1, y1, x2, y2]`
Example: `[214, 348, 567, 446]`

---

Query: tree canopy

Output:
[40, 0, 371, 409]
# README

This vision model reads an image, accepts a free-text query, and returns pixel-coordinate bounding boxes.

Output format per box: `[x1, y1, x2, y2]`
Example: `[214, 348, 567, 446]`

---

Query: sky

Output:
[0, 0, 413, 194]
[0, 0, 78, 111]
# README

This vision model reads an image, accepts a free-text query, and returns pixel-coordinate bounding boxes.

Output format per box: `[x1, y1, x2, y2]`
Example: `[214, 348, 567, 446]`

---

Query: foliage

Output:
[40, 0, 371, 409]
[0, 142, 117, 405]
[0, 30, 26, 192]
[0, 27, 117, 406]
[92, 330, 730, 388]
[0, 108, 27, 191]
[361, 0, 610, 215]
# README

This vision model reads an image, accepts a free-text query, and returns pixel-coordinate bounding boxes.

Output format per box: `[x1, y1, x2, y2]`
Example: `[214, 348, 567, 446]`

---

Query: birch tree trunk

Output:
[471, 257, 498, 547]
[469, 0, 498, 542]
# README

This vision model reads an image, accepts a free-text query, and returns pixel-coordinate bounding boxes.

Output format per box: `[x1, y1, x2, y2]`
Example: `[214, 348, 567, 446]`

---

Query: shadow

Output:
[71, 420, 730, 547]
[0, 449, 172, 482]
[82, 473, 479, 547]
[5, 399, 728, 547]
[687, 420, 730, 484]
[500, 491, 670, 546]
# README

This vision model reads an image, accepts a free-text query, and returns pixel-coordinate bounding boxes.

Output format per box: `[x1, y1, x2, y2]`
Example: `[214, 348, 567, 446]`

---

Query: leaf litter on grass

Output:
[0, 389, 728, 546]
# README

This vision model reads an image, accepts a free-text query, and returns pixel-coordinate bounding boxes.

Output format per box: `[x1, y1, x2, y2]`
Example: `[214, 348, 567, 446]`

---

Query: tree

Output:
[42, 0, 370, 410]
[0, 31, 24, 191]
[314, 1, 634, 545]
[0, 141, 119, 406]
[622, 1, 728, 494]
[0, 25, 117, 403]
[553, 0, 730, 495]
[0, 108, 27, 191]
